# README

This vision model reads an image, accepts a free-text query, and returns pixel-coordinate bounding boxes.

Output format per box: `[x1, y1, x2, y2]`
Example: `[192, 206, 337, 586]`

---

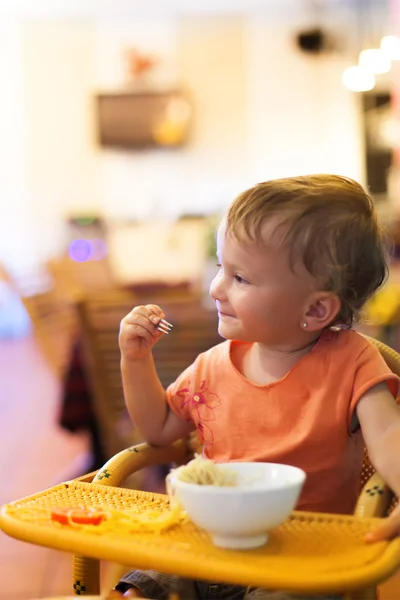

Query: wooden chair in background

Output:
[21, 287, 79, 377]
[15, 254, 120, 378]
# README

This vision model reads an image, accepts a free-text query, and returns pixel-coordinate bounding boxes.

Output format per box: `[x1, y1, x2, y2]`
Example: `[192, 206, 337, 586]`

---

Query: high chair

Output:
[68, 335, 400, 600]
[0, 336, 399, 600]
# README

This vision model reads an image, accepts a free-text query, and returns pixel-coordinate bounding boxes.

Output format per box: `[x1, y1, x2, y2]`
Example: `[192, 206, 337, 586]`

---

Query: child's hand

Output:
[365, 503, 400, 543]
[119, 304, 167, 361]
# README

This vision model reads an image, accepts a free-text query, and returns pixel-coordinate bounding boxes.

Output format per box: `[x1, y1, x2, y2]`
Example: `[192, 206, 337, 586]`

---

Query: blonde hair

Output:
[226, 174, 388, 327]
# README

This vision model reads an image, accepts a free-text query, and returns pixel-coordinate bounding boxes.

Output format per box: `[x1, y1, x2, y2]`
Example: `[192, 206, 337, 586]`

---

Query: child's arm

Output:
[119, 304, 194, 446]
[357, 381, 400, 541]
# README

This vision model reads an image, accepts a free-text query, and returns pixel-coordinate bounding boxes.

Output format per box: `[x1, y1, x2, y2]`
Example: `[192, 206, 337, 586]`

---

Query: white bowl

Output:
[169, 462, 306, 549]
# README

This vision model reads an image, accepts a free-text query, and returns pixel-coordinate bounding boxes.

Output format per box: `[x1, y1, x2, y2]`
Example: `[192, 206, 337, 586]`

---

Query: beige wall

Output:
[245, 15, 364, 182]
[21, 21, 98, 266]
[0, 13, 365, 275]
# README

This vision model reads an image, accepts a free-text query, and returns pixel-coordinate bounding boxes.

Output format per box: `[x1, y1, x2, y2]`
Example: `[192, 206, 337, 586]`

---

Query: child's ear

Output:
[303, 292, 341, 330]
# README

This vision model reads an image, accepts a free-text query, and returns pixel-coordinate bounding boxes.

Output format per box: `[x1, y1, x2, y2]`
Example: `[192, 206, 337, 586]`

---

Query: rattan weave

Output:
[1, 481, 400, 595]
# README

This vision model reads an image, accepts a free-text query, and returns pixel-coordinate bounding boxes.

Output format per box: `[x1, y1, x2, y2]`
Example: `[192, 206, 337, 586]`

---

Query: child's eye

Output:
[234, 274, 249, 285]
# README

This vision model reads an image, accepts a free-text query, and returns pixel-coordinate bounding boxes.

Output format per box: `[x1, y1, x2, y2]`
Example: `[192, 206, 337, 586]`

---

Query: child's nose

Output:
[209, 270, 225, 301]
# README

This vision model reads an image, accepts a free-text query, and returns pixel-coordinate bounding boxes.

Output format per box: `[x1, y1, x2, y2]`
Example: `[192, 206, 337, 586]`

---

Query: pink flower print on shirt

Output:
[176, 380, 221, 445]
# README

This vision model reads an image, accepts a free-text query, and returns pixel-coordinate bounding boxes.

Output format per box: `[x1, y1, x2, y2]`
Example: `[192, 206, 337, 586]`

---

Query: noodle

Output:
[171, 457, 237, 487]
[7, 502, 186, 535]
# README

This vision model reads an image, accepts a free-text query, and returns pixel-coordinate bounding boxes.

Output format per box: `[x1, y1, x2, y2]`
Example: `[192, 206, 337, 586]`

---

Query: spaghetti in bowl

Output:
[168, 459, 306, 549]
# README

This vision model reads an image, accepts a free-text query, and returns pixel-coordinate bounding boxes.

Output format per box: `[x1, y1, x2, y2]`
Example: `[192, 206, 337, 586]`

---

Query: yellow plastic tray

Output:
[1, 481, 400, 595]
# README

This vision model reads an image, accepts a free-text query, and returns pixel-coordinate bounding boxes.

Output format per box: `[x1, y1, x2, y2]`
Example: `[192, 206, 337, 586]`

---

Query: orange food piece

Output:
[51, 507, 106, 526]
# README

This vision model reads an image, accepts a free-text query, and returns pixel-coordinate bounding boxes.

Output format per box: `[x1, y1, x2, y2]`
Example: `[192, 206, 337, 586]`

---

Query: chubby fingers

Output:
[122, 304, 166, 343]
[145, 304, 173, 334]
[365, 505, 400, 543]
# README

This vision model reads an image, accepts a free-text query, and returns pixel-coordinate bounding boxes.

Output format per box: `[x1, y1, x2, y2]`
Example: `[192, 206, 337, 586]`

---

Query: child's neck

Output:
[239, 336, 321, 386]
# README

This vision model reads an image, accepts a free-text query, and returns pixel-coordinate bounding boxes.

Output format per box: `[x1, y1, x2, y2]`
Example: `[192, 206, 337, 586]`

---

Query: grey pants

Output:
[116, 570, 343, 599]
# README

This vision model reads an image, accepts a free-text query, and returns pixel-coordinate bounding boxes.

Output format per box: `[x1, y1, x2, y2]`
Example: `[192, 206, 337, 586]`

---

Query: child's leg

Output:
[116, 571, 248, 599]
[117, 571, 343, 600]
[115, 570, 197, 599]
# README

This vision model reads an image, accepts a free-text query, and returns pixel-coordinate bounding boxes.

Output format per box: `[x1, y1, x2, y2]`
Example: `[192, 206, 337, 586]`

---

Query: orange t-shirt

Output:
[166, 329, 399, 515]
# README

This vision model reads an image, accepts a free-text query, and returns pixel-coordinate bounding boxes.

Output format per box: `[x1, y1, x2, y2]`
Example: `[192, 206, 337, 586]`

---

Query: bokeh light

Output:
[68, 239, 93, 262]
[68, 238, 108, 262]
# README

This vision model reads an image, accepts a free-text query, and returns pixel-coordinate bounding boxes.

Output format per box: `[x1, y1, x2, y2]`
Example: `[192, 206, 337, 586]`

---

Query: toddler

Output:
[116, 175, 400, 599]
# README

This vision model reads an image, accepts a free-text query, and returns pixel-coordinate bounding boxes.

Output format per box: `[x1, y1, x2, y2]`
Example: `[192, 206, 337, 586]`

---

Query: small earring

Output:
[302, 322, 308, 328]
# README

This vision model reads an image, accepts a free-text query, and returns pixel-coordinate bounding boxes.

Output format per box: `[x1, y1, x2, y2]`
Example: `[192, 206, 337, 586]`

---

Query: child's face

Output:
[209, 219, 318, 349]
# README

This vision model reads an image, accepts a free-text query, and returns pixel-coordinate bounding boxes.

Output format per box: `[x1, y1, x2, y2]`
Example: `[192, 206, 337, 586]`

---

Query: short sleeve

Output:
[349, 341, 399, 428]
[166, 361, 198, 422]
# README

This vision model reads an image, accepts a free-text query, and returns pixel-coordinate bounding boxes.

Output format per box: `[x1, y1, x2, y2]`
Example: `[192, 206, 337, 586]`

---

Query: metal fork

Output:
[156, 318, 173, 335]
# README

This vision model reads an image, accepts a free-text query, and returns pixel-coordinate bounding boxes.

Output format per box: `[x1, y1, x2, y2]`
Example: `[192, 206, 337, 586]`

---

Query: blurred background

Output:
[1, 0, 400, 598]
